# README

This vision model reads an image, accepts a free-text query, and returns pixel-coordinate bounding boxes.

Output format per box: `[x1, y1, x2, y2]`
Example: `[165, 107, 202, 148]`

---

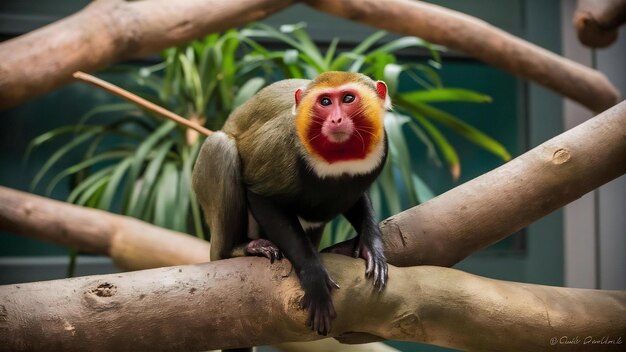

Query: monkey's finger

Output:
[329, 301, 337, 319]
[381, 263, 389, 290]
[373, 264, 380, 285]
[375, 262, 388, 291]
[327, 276, 340, 290]
[313, 307, 322, 335]
[324, 314, 331, 335]
[272, 248, 281, 262]
[306, 303, 315, 327]
[323, 307, 332, 335]
[365, 253, 374, 277]
[269, 250, 276, 264]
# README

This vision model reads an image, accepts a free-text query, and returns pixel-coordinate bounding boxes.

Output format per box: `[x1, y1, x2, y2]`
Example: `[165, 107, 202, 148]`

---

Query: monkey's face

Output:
[295, 76, 388, 166]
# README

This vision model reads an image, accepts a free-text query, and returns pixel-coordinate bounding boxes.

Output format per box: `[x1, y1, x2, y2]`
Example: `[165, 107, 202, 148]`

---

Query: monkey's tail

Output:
[192, 131, 247, 261]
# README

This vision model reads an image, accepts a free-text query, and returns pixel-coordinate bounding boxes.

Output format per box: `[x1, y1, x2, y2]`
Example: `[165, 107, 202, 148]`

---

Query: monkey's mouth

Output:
[327, 131, 351, 143]
[322, 123, 354, 143]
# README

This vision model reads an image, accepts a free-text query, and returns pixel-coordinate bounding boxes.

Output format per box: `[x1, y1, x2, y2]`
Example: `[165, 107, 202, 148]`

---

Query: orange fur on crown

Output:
[295, 73, 385, 164]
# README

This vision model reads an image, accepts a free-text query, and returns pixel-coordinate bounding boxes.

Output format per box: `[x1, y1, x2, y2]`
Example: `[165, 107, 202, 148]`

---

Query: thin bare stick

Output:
[73, 71, 212, 136]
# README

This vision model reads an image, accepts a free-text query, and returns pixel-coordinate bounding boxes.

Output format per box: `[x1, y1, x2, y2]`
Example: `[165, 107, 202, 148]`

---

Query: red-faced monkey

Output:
[192, 71, 390, 336]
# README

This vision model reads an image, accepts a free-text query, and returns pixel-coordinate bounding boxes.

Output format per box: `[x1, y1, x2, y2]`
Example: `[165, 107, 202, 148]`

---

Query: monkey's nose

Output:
[331, 117, 343, 124]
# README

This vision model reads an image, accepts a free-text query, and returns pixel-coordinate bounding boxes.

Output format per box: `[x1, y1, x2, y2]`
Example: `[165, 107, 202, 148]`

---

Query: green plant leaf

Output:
[67, 165, 116, 204]
[77, 103, 138, 128]
[46, 150, 130, 196]
[76, 174, 111, 206]
[407, 122, 441, 167]
[383, 63, 403, 97]
[400, 105, 461, 180]
[98, 156, 133, 210]
[127, 139, 175, 218]
[154, 162, 180, 229]
[377, 156, 402, 215]
[402, 88, 492, 104]
[25, 126, 82, 164]
[173, 142, 201, 232]
[385, 113, 418, 205]
[122, 121, 176, 214]
[333, 218, 354, 243]
[234, 77, 266, 109]
[412, 173, 435, 203]
[370, 36, 437, 56]
[283, 49, 299, 65]
[406, 64, 443, 89]
[353, 31, 387, 55]
[30, 127, 102, 191]
[403, 100, 511, 161]
[324, 38, 339, 67]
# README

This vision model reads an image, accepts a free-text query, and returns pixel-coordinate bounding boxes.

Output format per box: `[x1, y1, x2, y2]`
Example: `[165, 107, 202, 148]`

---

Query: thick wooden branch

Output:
[304, 0, 620, 112]
[0, 186, 210, 270]
[575, 0, 626, 48]
[0, 0, 294, 109]
[381, 99, 626, 267]
[1, 256, 624, 351]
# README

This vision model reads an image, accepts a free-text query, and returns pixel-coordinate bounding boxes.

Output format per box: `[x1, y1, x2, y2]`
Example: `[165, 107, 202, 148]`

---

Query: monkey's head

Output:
[294, 71, 391, 177]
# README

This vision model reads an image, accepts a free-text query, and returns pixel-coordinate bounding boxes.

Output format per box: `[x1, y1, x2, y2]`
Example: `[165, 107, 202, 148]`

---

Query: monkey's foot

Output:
[322, 238, 388, 291]
[246, 239, 283, 263]
[300, 269, 339, 335]
[356, 241, 388, 291]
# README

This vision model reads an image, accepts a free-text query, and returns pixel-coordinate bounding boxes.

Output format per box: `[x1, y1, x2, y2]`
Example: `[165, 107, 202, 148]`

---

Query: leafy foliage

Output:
[28, 23, 509, 248]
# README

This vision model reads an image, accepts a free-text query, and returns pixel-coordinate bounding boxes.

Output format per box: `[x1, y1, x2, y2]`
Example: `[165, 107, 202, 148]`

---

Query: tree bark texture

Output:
[304, 0, 620, 112]
[575, 0, 626, 48]
[0, 0, 620, 113]
[347, 100, 626, 267]
[0, 186, 210, 270]
[0, 0, 294, 110]
[0, 256, 624, 352]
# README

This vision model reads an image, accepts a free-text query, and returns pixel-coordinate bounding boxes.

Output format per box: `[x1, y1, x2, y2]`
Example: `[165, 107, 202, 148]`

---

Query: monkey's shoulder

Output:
[224, 78, 310, 134]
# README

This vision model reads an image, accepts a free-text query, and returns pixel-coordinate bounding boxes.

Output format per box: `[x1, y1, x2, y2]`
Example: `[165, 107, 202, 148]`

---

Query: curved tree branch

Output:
[574, 0, 626, 48]
[303, 0, 620, 112]
[334, 100, 626, 267]
[0, 0, 294, 109]
[0, 186, 211, 270]
[1, 256, 624, 351]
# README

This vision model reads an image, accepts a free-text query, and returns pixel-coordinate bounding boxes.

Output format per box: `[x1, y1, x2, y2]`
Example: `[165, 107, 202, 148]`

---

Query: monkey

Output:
[192, 71, 390, 337]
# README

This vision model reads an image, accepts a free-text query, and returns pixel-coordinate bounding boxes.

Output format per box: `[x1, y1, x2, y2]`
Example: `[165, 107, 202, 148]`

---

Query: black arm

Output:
[246, 190, 338, 335]
[342, 192, 388, 290]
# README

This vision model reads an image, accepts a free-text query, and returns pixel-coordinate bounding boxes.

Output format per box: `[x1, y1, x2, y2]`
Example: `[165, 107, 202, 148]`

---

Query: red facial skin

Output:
[303, 88, 375, 163]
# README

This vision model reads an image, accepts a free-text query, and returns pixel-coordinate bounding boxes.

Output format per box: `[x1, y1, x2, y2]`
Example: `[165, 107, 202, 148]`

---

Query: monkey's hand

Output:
[246, 238, 283, 263]
[299, 265, 339, 335]
[322, 232, 388, 291]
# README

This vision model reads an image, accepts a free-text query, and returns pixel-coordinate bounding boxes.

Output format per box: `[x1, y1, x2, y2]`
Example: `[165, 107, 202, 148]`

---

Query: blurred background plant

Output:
[26, 22, 510, 255]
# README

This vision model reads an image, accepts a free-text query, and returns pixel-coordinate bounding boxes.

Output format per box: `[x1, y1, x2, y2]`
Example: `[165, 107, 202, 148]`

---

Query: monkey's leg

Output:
[246, 190, 339, 335]
[192, 132, 248, 261]
[327, 193, 388, 290]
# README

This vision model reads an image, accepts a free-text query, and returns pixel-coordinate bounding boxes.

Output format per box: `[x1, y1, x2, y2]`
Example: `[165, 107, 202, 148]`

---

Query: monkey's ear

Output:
[295, 88, 303, 106]
[292, 88, 304, 115]
[376, 81, 392, 110]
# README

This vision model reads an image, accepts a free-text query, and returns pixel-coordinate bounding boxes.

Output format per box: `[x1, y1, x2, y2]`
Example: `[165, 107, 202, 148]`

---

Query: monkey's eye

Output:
[343, 94, 355, 103]
[320, 97, 332, 106]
